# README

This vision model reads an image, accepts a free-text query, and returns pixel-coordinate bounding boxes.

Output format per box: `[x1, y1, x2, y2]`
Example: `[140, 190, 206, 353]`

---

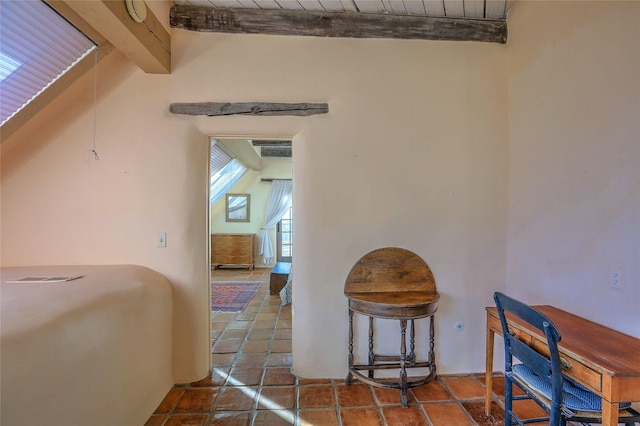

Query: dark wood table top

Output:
[344, 247, 440, 319]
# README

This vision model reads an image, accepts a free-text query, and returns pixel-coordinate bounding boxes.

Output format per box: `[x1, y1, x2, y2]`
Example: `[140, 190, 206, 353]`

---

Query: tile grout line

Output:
[210, 270, 268, 421]
[411, 388, 436, 426]
[438, 377, 482, 426]
[331, 379, 345, 426]
[373, 385, 389, 426]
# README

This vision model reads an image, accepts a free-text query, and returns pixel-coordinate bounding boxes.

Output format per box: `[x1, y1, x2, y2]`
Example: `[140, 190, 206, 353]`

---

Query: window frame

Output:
[276, 204, 293, 263]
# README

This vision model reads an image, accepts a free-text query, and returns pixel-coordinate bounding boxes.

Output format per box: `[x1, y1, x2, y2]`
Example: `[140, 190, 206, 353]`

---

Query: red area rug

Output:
[211, 281, 262, 312]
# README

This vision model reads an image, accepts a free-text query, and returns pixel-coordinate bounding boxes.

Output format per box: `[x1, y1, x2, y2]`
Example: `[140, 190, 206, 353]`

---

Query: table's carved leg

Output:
[409, 320, 416, 365]
[400, 319, 408, 407]
[428, 315, 436, 373]
[368, 316, 375, 378]
[347, 308, 354, 385]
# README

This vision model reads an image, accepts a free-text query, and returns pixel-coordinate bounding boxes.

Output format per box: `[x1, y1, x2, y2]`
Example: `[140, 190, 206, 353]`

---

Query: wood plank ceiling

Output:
[172, 0, 508, 20]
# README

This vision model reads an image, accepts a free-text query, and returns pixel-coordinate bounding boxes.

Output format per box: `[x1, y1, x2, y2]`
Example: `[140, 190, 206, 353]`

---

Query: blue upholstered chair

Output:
[493, 292, 640, 426]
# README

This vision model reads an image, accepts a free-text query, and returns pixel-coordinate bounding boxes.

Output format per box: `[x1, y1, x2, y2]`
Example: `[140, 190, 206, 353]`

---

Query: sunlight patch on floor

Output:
[214, 367, 301, 424]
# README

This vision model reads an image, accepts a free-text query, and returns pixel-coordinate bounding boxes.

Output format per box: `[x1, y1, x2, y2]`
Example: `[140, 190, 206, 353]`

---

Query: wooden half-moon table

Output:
[344, 247, 440, 407]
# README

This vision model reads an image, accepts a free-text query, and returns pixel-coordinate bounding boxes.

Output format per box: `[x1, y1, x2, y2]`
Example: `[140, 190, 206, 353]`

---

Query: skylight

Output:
[0, 0, 96, 126]
[210, 141, 248, 203]
[0, 52, 21, 83]
[211, 160, 248, 203]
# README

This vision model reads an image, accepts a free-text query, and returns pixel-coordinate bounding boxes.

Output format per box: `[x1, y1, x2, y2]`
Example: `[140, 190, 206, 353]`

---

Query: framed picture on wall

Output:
[225, 193, 250, 222]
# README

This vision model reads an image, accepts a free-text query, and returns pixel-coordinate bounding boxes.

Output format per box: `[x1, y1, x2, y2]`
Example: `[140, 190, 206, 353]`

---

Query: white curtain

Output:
[259, 180, 292, 265]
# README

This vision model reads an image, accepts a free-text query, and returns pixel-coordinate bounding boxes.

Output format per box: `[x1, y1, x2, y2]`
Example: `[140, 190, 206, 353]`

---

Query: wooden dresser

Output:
[211, 233, 255, 270]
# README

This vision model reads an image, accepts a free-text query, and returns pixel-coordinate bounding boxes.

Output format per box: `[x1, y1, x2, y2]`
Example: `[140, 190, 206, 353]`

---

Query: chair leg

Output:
[504, 376, 514, 425]
[549, 403, 562, 426]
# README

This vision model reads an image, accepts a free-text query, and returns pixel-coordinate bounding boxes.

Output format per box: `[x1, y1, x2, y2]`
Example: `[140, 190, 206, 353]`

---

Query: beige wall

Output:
[1, 30, 509, 382]
[1, 0, 637, 395]
[210, 155, 293, 266]
[177, 32, 510, 376]
[1, 50, 212, 383]
[506, 1, 640, 336]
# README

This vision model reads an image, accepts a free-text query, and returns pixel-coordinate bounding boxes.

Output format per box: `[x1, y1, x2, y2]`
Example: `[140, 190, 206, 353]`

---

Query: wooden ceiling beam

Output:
[170, 102, 328, 117]
[261, 148, 292, 158]
[252, 140, 291, 147]
[170, 5, 507, 44]
[62, 0, 171, 74]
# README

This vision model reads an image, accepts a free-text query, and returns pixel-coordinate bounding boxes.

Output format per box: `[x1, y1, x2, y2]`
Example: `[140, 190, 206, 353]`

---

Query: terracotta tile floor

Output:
[145, 268, 549, 426]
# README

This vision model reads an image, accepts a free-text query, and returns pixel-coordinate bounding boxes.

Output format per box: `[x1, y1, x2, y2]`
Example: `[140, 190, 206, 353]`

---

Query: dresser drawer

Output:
[211, 234, 255, 270]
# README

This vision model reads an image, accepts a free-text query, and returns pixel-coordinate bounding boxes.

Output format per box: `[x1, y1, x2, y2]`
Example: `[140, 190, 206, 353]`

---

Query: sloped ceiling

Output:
[172, 0, 508, 19]
[1, 0, 511, 140]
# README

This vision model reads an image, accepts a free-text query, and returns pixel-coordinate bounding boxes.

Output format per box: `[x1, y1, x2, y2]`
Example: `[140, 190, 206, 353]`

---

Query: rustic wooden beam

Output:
[261, 148, 292, 158]
[252, 140, 291, 147]
[169, 102, 329, 117]
[62, 0, 171, 74]
[170, 5, 507, 44]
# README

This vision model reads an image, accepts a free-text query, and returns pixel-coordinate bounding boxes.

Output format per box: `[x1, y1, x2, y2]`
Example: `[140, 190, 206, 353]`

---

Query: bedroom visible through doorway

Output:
[208, 137, 293, 269]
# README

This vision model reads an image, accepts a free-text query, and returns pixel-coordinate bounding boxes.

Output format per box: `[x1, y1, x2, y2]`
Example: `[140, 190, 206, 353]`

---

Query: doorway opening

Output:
[208, 136, 293, 271]
[207, 136, 294, 373]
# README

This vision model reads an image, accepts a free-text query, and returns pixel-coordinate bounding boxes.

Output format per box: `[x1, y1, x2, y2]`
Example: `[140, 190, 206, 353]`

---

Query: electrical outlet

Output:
[157, 232, 167, 248]
[610, 269, 621, 288]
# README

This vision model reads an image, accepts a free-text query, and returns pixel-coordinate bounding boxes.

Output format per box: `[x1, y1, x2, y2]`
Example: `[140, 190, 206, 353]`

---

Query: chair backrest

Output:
[344, 247, 436, 294]
[493, 292, 564, 405]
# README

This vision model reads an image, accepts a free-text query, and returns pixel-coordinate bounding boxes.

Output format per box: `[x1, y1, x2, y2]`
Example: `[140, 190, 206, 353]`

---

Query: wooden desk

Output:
[485, 305, 640, 426]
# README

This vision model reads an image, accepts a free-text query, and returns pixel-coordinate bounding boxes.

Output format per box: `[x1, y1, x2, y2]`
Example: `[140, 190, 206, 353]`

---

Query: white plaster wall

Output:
[1, 30, 509, 385]
[506, 1, 640, 336]
[170, 32, 510, 377]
